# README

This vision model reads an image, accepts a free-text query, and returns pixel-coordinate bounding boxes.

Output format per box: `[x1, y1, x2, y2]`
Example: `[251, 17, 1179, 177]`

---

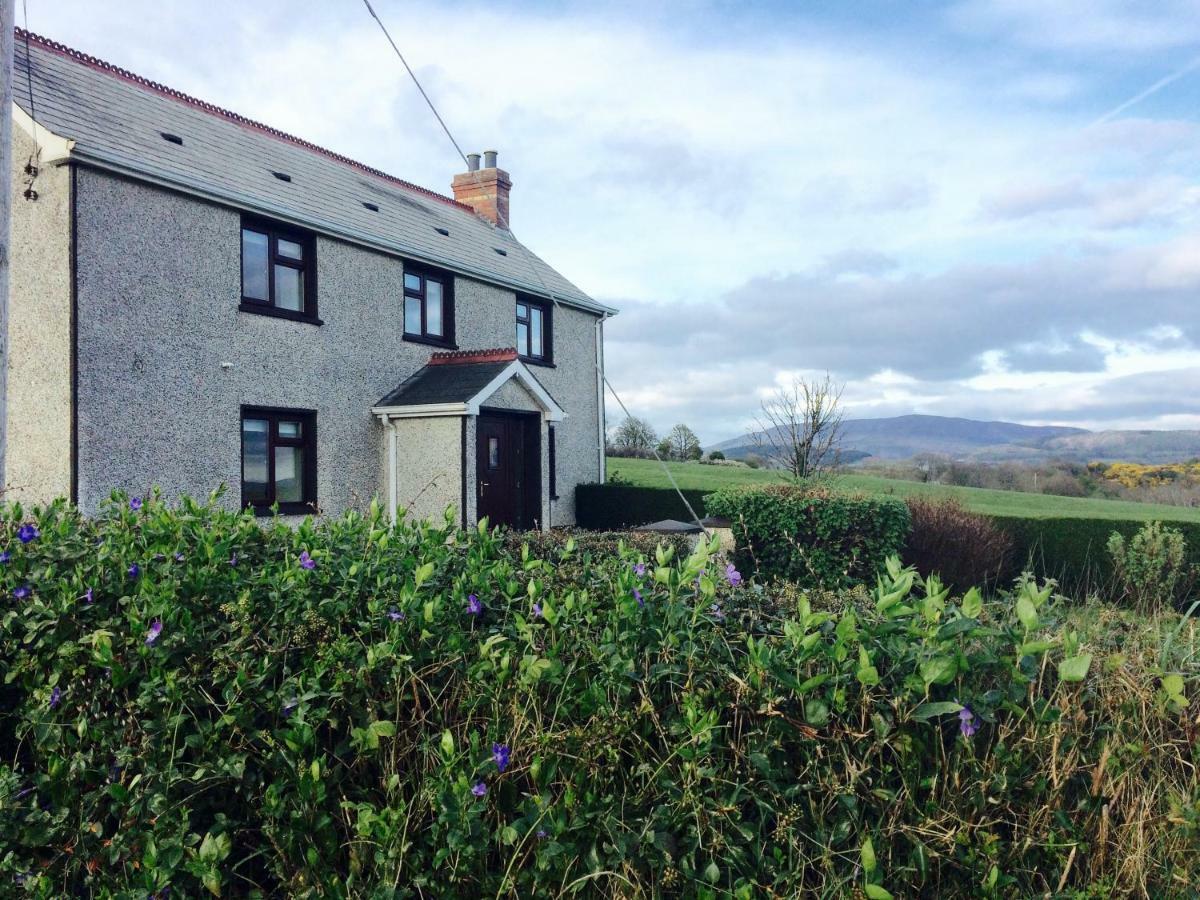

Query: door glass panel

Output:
[275, 445, 304, 503]
[241, 419, 269, 504]
[278, 421, 301, 438]
[241, 229, 269, 300]
[277, 238, 303, 260]
[516, 322, 528, 356]
[274, 264, 303, 311]
[404, 295, 422, 334]
[488, 437, 500, 469]
[426, 280, 443, 336]
[530, 308, 543, 357]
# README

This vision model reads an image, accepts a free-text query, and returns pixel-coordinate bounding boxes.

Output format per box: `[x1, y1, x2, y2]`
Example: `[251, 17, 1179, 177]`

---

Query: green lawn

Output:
[607, 457, 1200, 523]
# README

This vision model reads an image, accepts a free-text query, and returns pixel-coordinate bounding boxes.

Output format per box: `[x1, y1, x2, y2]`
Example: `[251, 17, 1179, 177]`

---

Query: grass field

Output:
[607, 457, 1200, 522]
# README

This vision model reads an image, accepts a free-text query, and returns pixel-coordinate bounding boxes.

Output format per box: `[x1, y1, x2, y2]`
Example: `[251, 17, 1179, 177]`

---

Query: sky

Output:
[22, 0, 1200, 443]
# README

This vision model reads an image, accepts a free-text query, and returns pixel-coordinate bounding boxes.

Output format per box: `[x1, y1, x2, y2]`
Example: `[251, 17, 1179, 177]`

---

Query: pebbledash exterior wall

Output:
[66, 166, 602, 525]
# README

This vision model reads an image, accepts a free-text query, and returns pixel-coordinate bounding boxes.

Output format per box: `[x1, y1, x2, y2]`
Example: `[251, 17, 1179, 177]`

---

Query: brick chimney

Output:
[452, 150, 511, 228]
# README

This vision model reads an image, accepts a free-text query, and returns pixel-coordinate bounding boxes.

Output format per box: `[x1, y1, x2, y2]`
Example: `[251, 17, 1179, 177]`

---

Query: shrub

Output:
[708, 450, 726, 461]
[0, 495, 1195, 896]
[904, 497, 1014, 592]
[575, 483, 708, 529]
[705, 485, 910, 587]
[1107, 520, 1193, 612]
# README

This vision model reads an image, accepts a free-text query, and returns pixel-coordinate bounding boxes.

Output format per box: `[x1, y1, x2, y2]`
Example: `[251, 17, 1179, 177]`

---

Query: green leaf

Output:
[1162, 673, 1184, 697]
[704, 861, 721, 883]
[860, 836, 877, 874]
[440, 729, 455, 759]
[413, 562, 435, 588]
[1058, 653, 1092, 683]
[912, 701, 963, 721]
[920, 656, 957, 686]
[864, 886, 893, 899]
[1016, 595, 1038, 631]
[1018, 640, 1053, 657]
[961, 587, 982, 620]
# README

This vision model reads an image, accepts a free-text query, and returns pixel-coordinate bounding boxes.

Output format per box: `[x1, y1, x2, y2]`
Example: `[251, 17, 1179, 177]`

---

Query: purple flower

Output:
[471, 781, 487, 798]
[84, 587, 94, 604]
[532, 602, 543, 618]
[725, 563, 743, 587]
[229, 554, 238, 567]
[467, 594, 483, 616]
[959, 705, 977, 738]
[0, 551, 10, 564]
[17, 523, 38, 544]
[49, 686, 62, 709]
[492, 742, 511, 773]
[536, 829, 548, 840]
[144, 619, 163, 646]
[710, 603, 726, 622]
[633, 588, 644, 608]
[633, 563, 646, 577]
[129, 497, 143, 511]
[387, 608, 405, 621]
[128, 563, 140, 580]
[281, 698, 298, 718]
[174, 552, 185, 563]
[299, 551, 316, 570]
[13, 584, 31, 600]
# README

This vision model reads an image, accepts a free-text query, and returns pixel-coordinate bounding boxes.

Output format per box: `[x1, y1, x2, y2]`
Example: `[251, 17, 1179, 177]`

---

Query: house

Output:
[3, 29, 614, 529]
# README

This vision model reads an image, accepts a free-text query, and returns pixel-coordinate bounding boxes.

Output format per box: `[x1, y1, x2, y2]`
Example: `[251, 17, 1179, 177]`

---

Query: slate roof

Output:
[376, 359, 514, 408]
[12, 30, 612, 315]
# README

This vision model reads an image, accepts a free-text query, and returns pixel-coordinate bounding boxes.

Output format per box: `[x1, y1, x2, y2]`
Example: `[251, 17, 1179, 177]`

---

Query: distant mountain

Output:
[709, 414, 1200, 465]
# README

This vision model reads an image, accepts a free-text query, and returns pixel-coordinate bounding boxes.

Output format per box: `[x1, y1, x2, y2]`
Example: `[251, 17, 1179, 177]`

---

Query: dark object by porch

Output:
[633, 519, 704, 535]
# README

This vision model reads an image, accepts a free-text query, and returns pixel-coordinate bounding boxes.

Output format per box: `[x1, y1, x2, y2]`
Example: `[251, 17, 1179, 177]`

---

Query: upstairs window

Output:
[241, 407, 317, 514]
[403, 266, 454, 346]
[241, 217, 318, 322]
[516, 297, 551, 363]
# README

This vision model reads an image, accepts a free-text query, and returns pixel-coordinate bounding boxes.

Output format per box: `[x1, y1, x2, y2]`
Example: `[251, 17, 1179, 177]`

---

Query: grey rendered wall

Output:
[392, 416, 462, 524]
[72, 170, 603, 522]
[5, 125, 71, 504]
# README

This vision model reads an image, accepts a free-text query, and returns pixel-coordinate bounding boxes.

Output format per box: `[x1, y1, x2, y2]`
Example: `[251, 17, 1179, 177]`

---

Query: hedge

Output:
[704, 485, 911, 588]
[1, 494, 1194, 895]
[575, 483, 708, 529]
[991, 514, 1200, 598]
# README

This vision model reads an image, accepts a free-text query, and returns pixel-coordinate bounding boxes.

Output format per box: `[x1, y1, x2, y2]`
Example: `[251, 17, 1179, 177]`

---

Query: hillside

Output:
[607, 457, 1200, 523]
[709, 414, 1200, 464]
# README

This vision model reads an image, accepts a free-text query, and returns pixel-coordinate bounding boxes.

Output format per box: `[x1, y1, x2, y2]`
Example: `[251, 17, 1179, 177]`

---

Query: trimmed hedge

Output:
[705, 485, 911, 587]
[575, 483, 708, 529]
[992, 515, 1200, 599]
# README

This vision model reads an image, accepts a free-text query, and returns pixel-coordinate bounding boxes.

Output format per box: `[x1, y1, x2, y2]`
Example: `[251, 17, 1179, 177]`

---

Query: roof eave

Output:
[67, 145, 619, 317]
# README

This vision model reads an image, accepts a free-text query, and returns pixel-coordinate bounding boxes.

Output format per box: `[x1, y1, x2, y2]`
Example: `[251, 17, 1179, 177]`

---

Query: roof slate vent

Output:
[271, 171, 292, 182]
[435, 226, 450, 236]
[493, 247, 508, 256]
[363, 201, 379, 211]
[160, 132, 183, 145]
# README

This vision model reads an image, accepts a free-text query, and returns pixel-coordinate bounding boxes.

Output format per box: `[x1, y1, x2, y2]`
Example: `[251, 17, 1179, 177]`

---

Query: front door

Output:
[476, 413, 540, 530]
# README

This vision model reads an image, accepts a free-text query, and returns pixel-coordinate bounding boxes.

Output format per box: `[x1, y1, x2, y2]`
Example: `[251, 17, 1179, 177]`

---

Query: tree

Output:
[656, 437, 674, 459]
[610, 416, 658, 457]
[666, 424, 702, 461]
[752, 374, 845, 480]
[708, 450, 726, 461]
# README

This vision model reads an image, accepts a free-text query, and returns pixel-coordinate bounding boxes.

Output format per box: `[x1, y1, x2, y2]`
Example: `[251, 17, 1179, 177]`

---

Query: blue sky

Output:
[24, 0, 1200, 442]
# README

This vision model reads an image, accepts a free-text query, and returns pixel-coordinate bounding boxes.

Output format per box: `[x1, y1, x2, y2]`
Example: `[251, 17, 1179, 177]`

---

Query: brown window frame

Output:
[516, 296, 552, 365]
[402, 264, 455, 347]
[239, 216, 321, 324]
[240, 406, 318, 515]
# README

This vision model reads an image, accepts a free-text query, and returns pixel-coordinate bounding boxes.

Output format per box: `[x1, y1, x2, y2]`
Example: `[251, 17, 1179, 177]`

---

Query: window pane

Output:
[242, 418, 270, 505]
[277, 238, 303, 261]
[242, 229, 269, 300]
[488, 437, 499, 469]
[404, 272, 422, 293]
[516, 303, 528, 320]
[279, 420, 301, 439]
[530, 307, 543, 357]
[516, 321, 528, 356]
[275, 445, 304, 503]
[404, 296, 422, 334]
[426, 280, 443, 336]
[275, 264, 303, 311]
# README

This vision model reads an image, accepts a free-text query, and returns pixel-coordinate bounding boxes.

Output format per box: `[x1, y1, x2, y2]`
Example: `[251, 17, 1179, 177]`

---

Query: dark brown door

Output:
[476, 413, 540, 530]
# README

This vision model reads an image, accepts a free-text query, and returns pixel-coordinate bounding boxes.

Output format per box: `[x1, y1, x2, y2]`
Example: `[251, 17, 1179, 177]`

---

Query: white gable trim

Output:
[371, 359, 566, 422]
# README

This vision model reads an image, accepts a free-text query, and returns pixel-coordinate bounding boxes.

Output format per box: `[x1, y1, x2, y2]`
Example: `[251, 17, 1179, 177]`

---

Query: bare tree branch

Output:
[751, 374, 845, 481]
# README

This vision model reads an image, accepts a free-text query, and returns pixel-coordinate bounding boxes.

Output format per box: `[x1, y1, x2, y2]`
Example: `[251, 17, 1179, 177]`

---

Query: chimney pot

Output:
[483, 150, 498, 168]
[466, 152, 480, 172]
